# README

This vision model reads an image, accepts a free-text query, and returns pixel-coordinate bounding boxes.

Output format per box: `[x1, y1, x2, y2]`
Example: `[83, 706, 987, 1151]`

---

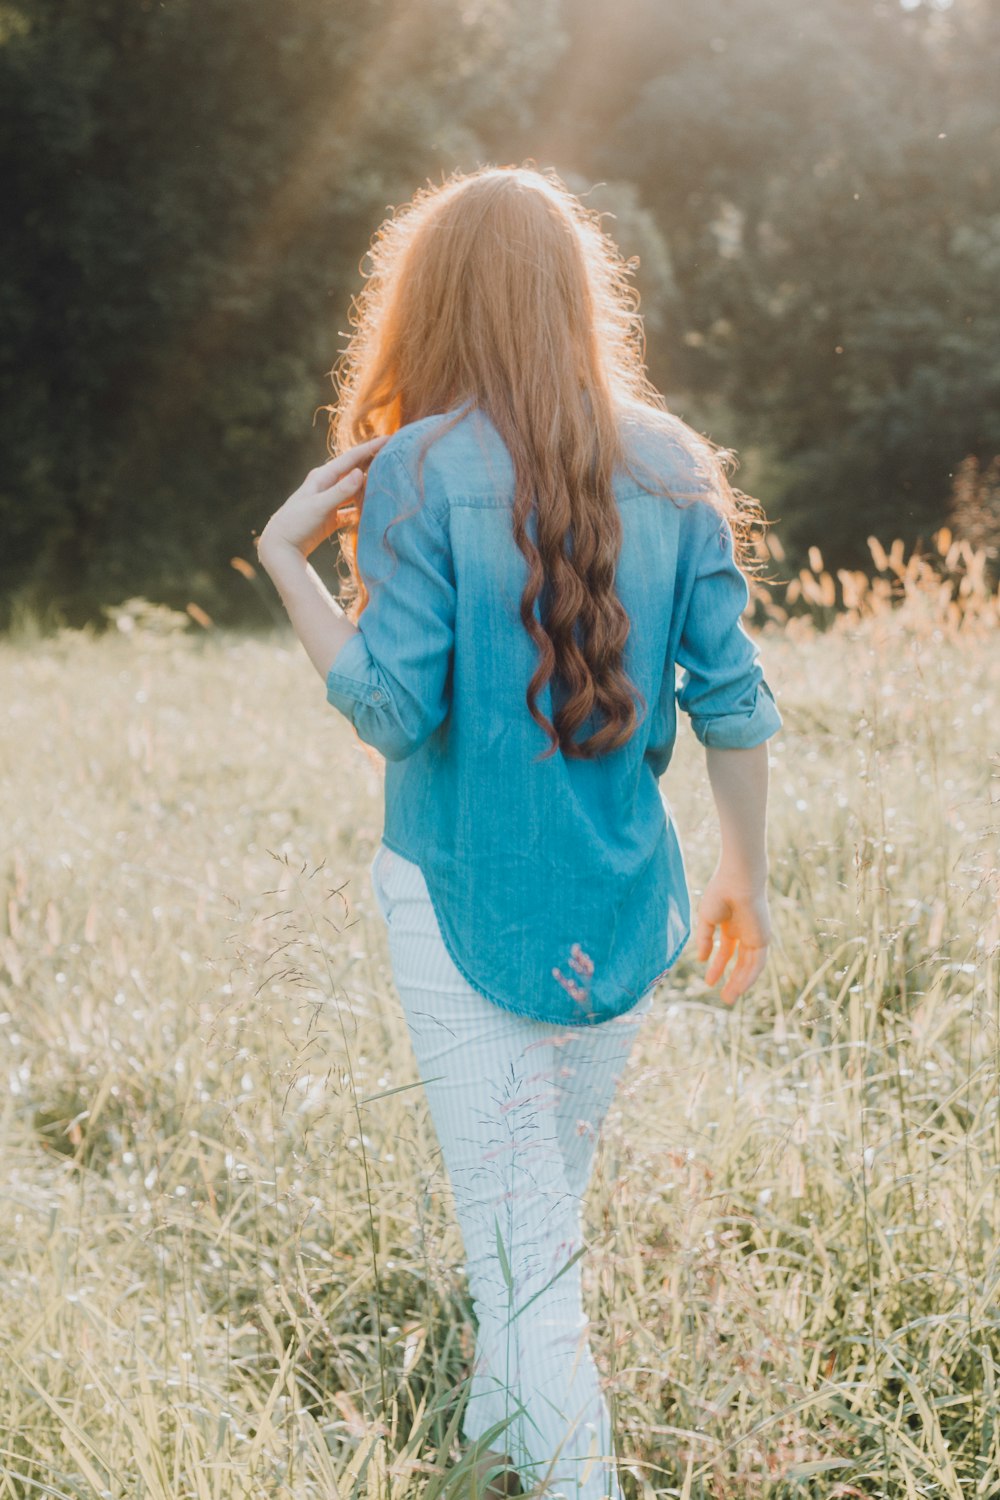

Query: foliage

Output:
[2, 0, 999, 627]
[0, 0, 564, 629]
[581, 0, 1000, 565]
[746, 525, 1000, 638]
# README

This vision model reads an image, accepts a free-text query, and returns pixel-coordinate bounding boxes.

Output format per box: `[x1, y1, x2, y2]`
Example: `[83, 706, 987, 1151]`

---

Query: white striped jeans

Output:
[369, 842, 655, 1500]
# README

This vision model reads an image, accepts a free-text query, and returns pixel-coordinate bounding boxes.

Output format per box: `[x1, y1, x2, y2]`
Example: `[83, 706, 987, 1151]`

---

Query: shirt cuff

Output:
[325, 628, 388, 718]
[688, 679, 784, 749]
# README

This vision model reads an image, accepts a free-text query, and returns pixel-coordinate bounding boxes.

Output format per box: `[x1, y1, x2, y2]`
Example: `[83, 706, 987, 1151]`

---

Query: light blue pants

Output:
[370, 842, 654, 1500]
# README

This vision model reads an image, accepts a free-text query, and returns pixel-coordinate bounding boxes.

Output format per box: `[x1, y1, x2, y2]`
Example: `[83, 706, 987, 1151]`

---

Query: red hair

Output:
[323, 162, 761, 759]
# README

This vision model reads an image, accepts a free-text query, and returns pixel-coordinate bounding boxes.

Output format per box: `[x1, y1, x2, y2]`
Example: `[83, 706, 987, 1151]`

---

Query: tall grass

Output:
[0, 533, 997, 1498]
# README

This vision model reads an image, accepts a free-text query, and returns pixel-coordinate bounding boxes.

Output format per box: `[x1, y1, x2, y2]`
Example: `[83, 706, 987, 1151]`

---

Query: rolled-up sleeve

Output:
[675, 502, 783, 749]
[326, 445, 456, 762]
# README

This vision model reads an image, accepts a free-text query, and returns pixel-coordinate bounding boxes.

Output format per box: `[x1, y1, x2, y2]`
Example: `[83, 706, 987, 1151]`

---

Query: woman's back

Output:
[324, 402, 782, 1025]
[259, 163, 784, 1499]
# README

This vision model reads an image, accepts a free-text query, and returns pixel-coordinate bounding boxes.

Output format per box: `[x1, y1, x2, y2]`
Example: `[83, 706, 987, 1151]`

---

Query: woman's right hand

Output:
[694, 866, 772, 1006]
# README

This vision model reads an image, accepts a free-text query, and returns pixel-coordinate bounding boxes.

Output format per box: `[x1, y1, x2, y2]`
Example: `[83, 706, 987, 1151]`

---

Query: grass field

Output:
[1, 542, 998, 1498]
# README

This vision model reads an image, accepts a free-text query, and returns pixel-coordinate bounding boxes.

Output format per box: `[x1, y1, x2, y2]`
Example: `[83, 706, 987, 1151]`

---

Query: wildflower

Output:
[552, 942, 596, 1013]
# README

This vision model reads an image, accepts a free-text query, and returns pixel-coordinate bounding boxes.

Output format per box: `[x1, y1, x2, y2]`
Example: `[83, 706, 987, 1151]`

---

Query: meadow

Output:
[1, 533, 998, 1499]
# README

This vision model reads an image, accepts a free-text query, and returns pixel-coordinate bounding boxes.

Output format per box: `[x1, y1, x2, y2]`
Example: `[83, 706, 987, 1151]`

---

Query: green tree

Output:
[539, 0, 1000, 568]
[0, 0, 563, 628]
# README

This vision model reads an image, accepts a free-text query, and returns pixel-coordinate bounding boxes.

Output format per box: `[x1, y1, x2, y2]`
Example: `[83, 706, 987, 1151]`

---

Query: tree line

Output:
[1, 0, 997, 629]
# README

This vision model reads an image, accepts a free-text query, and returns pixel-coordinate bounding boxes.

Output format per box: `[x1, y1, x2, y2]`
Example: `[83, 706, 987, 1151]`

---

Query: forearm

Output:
[705, 740, 771, 890]
[256, 531, 359, 682]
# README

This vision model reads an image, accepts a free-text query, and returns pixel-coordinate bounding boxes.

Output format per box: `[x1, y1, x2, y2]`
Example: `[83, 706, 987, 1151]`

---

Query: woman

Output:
[257, 163, 782, 1499]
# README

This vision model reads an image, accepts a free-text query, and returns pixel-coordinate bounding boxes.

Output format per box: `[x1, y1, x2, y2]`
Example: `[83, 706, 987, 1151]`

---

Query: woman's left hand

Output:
[258, 435, 391, 559]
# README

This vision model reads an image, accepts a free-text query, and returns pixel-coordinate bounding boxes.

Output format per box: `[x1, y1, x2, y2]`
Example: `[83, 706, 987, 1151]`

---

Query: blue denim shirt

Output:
[326, 404, 783, 1025]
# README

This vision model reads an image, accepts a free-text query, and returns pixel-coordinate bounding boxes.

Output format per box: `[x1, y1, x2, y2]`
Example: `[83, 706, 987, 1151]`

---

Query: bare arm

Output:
[256, 435, 390, 678]
[257, 540, 359, 683]
[706, 741, 770, 890]
[697, 741, 773, 1005]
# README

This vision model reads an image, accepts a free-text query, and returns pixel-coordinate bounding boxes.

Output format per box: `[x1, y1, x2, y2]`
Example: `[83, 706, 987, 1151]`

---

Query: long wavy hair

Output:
[323, 162, 763, 760]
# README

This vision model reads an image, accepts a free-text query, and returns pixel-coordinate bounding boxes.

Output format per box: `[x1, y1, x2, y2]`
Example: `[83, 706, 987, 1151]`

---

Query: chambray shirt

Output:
[326, 403, 783, 1026]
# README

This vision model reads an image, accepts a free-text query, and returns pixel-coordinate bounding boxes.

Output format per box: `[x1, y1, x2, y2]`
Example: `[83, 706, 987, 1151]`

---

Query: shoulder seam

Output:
[383, 443, 450, 531]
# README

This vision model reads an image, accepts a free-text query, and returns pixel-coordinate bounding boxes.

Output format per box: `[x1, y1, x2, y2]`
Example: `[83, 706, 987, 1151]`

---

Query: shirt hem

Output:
[378, 833, 689, 1027]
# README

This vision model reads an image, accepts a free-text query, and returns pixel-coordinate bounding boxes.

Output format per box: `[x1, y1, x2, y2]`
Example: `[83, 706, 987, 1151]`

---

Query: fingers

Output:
[339, 434, 392, 470]
[695, 909, 716, 963]
[704, 927, 736, 988]
[719, 944, 767, 1006]
[699, 911, 768, 1005]
[303, 436, 391, 493]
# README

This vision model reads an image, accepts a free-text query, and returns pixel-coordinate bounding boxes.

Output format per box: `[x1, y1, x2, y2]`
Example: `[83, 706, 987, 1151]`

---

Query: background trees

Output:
[2, 0, 996, 627]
